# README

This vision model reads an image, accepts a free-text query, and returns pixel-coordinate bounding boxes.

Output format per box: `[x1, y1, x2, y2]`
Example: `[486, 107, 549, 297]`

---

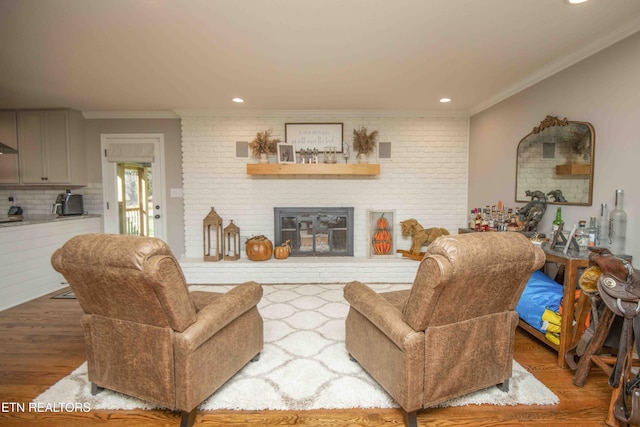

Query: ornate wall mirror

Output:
[516, 116, 595, 206]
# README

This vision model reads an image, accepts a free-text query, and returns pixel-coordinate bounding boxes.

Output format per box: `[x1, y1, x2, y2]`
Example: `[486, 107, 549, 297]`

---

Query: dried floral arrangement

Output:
[352, 126, 378, 155]
[567, 129, 591, 157]
[249, 129, 281, 156]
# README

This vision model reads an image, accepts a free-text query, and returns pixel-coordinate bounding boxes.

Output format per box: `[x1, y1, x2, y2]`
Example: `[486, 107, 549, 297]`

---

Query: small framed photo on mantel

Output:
[367, 210, 396, 258]
[277, 143, 296, 164]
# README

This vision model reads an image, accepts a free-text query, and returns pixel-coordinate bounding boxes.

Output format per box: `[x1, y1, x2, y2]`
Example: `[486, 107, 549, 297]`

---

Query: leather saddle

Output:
[597, 260, 640, 319]
[592, 249, 640, 424]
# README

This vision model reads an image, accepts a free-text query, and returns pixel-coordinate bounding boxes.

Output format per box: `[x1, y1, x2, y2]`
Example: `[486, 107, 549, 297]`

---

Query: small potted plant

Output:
[352, 126, 378, 163]
[249, 129, 280, 163]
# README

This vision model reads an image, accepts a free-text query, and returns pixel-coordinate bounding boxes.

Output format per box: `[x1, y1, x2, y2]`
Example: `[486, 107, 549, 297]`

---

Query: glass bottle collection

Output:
[470, 189, 628, 256]
[468, 203, 519, 232]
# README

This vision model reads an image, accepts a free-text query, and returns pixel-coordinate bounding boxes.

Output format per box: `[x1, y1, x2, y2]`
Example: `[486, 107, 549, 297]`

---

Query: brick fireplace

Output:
[178, 112, 469, 284]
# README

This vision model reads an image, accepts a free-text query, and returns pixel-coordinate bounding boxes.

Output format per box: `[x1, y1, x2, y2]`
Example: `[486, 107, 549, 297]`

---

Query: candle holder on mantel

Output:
[224, 220, 241, 261]
[203, 207, 223, 262]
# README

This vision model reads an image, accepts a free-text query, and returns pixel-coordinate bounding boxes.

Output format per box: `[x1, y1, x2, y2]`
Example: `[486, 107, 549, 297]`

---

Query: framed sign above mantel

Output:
[285, 123, 343, 153]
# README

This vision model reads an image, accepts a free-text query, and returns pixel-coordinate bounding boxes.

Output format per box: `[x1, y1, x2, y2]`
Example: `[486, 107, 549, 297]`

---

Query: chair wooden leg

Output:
[497, 379, 509, 392]
[90, 383, 104, 395]
[573, 307, 616, 387]
[180, 409, 197, 427]
[402, 409, 418, 427]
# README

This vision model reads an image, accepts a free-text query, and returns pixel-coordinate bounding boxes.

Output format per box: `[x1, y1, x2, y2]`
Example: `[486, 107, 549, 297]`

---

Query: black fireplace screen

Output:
[274, 207, 354, 256]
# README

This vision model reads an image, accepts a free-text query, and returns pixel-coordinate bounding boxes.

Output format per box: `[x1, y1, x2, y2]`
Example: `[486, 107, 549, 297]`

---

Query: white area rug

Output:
[35, 284, 558, 411]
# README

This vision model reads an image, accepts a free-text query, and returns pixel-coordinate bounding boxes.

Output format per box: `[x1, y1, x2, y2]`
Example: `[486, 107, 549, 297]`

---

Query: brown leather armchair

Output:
[51, 233, 263, 427]
[344, 232, 545, 426]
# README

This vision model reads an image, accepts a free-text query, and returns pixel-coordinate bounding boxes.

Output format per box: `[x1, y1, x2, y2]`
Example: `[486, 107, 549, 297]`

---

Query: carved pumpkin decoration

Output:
[376, 215, 389, 230]
[372, 214, 392, 255]
[274, 240, 291, 259]
[245, 235, 273, 261]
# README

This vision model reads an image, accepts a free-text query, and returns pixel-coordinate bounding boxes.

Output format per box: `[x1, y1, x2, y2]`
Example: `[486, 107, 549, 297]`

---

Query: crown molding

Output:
[82, 111, 180, 119]
[82, 109, 470, 119]
[173, 109, 469, 119]
[469, 16, 640, 116]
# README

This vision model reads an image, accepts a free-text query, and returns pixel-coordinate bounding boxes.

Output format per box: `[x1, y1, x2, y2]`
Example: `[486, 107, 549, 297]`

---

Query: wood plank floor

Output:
[0, 289, 614, 427]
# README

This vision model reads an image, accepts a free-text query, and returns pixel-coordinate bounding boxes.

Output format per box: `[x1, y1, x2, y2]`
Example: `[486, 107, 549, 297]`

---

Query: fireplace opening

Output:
[274, 207, 354, 257]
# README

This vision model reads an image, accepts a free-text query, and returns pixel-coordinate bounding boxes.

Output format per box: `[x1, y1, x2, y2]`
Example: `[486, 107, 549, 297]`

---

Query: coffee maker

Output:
[53, 190, 84, 216]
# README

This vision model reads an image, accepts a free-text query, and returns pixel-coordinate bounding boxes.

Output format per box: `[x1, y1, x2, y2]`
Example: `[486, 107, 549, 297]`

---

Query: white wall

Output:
[181, 114, 469, 259]
[469, 30, 640, 261]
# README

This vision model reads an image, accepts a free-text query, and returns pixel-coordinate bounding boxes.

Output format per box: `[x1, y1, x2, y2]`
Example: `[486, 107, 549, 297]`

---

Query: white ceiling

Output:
[1, 0, 640, 117]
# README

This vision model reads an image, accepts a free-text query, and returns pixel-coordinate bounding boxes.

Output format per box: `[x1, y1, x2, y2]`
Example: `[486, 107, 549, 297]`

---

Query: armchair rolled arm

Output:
[344, 280, 419, 350]
[176, 281, 263, 352]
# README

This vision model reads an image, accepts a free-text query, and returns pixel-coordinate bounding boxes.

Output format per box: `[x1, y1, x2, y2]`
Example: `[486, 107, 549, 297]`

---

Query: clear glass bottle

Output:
[587, 217, 597, 248]
[597, 203, 609, 248]
[609, 189, 627, 255]
[575, 221, 588, 253]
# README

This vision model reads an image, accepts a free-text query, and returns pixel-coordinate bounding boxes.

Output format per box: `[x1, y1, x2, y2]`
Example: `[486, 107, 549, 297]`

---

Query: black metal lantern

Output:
[224, 220, 241, 261]
[203, 207, 223, 261]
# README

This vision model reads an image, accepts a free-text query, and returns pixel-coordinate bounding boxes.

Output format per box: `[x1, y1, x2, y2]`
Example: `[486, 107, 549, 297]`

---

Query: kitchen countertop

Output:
[0, 214, 101, 228]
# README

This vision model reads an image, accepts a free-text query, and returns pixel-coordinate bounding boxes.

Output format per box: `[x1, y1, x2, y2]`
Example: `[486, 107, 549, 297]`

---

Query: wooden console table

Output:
[523, 246, 590, 368]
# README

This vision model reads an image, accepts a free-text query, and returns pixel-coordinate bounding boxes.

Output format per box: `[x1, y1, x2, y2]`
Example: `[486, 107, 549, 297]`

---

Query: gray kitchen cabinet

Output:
[16, 109, 87, 186]
[0, 111, 19, 184]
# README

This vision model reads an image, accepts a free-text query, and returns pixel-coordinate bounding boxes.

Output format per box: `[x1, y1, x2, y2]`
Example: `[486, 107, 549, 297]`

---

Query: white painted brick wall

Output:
[179, 257, 419, 285]
[181, 114, 470, 265]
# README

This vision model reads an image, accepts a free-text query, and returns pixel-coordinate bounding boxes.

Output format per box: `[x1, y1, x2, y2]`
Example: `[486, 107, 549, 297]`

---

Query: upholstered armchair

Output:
[344, 232, 545, 426]
[51, 233, 263, 427]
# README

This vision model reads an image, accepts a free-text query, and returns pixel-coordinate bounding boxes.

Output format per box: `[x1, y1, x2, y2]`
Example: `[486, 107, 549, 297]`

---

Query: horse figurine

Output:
[398, 218, 449, 259]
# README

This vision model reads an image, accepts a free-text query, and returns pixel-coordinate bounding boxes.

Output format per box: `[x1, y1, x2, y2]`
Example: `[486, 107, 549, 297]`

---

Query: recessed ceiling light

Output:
[439, 98, 452, 103]
[232, 97, 244, 103]
[565, 0, 588, 5]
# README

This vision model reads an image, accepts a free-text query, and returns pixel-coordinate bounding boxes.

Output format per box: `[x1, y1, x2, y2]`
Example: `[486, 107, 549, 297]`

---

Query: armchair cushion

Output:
[176, 282, 263, 352]
[344, 281, 415, 349]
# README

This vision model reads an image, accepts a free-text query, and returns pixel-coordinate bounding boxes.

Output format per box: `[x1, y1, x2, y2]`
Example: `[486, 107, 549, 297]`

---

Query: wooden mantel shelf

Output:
[247, 163, 380, 176]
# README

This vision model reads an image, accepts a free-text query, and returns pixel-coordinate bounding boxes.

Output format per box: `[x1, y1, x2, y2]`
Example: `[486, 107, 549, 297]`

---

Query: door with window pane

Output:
[117, 163, 154, 236]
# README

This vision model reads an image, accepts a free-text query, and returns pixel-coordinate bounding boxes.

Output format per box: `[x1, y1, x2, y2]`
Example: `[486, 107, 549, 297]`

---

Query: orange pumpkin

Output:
[245, 235, 273, 261]
[372, 228, 392, 255]
[274, 240, 291, 259]
[376, 214, 389, 230]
